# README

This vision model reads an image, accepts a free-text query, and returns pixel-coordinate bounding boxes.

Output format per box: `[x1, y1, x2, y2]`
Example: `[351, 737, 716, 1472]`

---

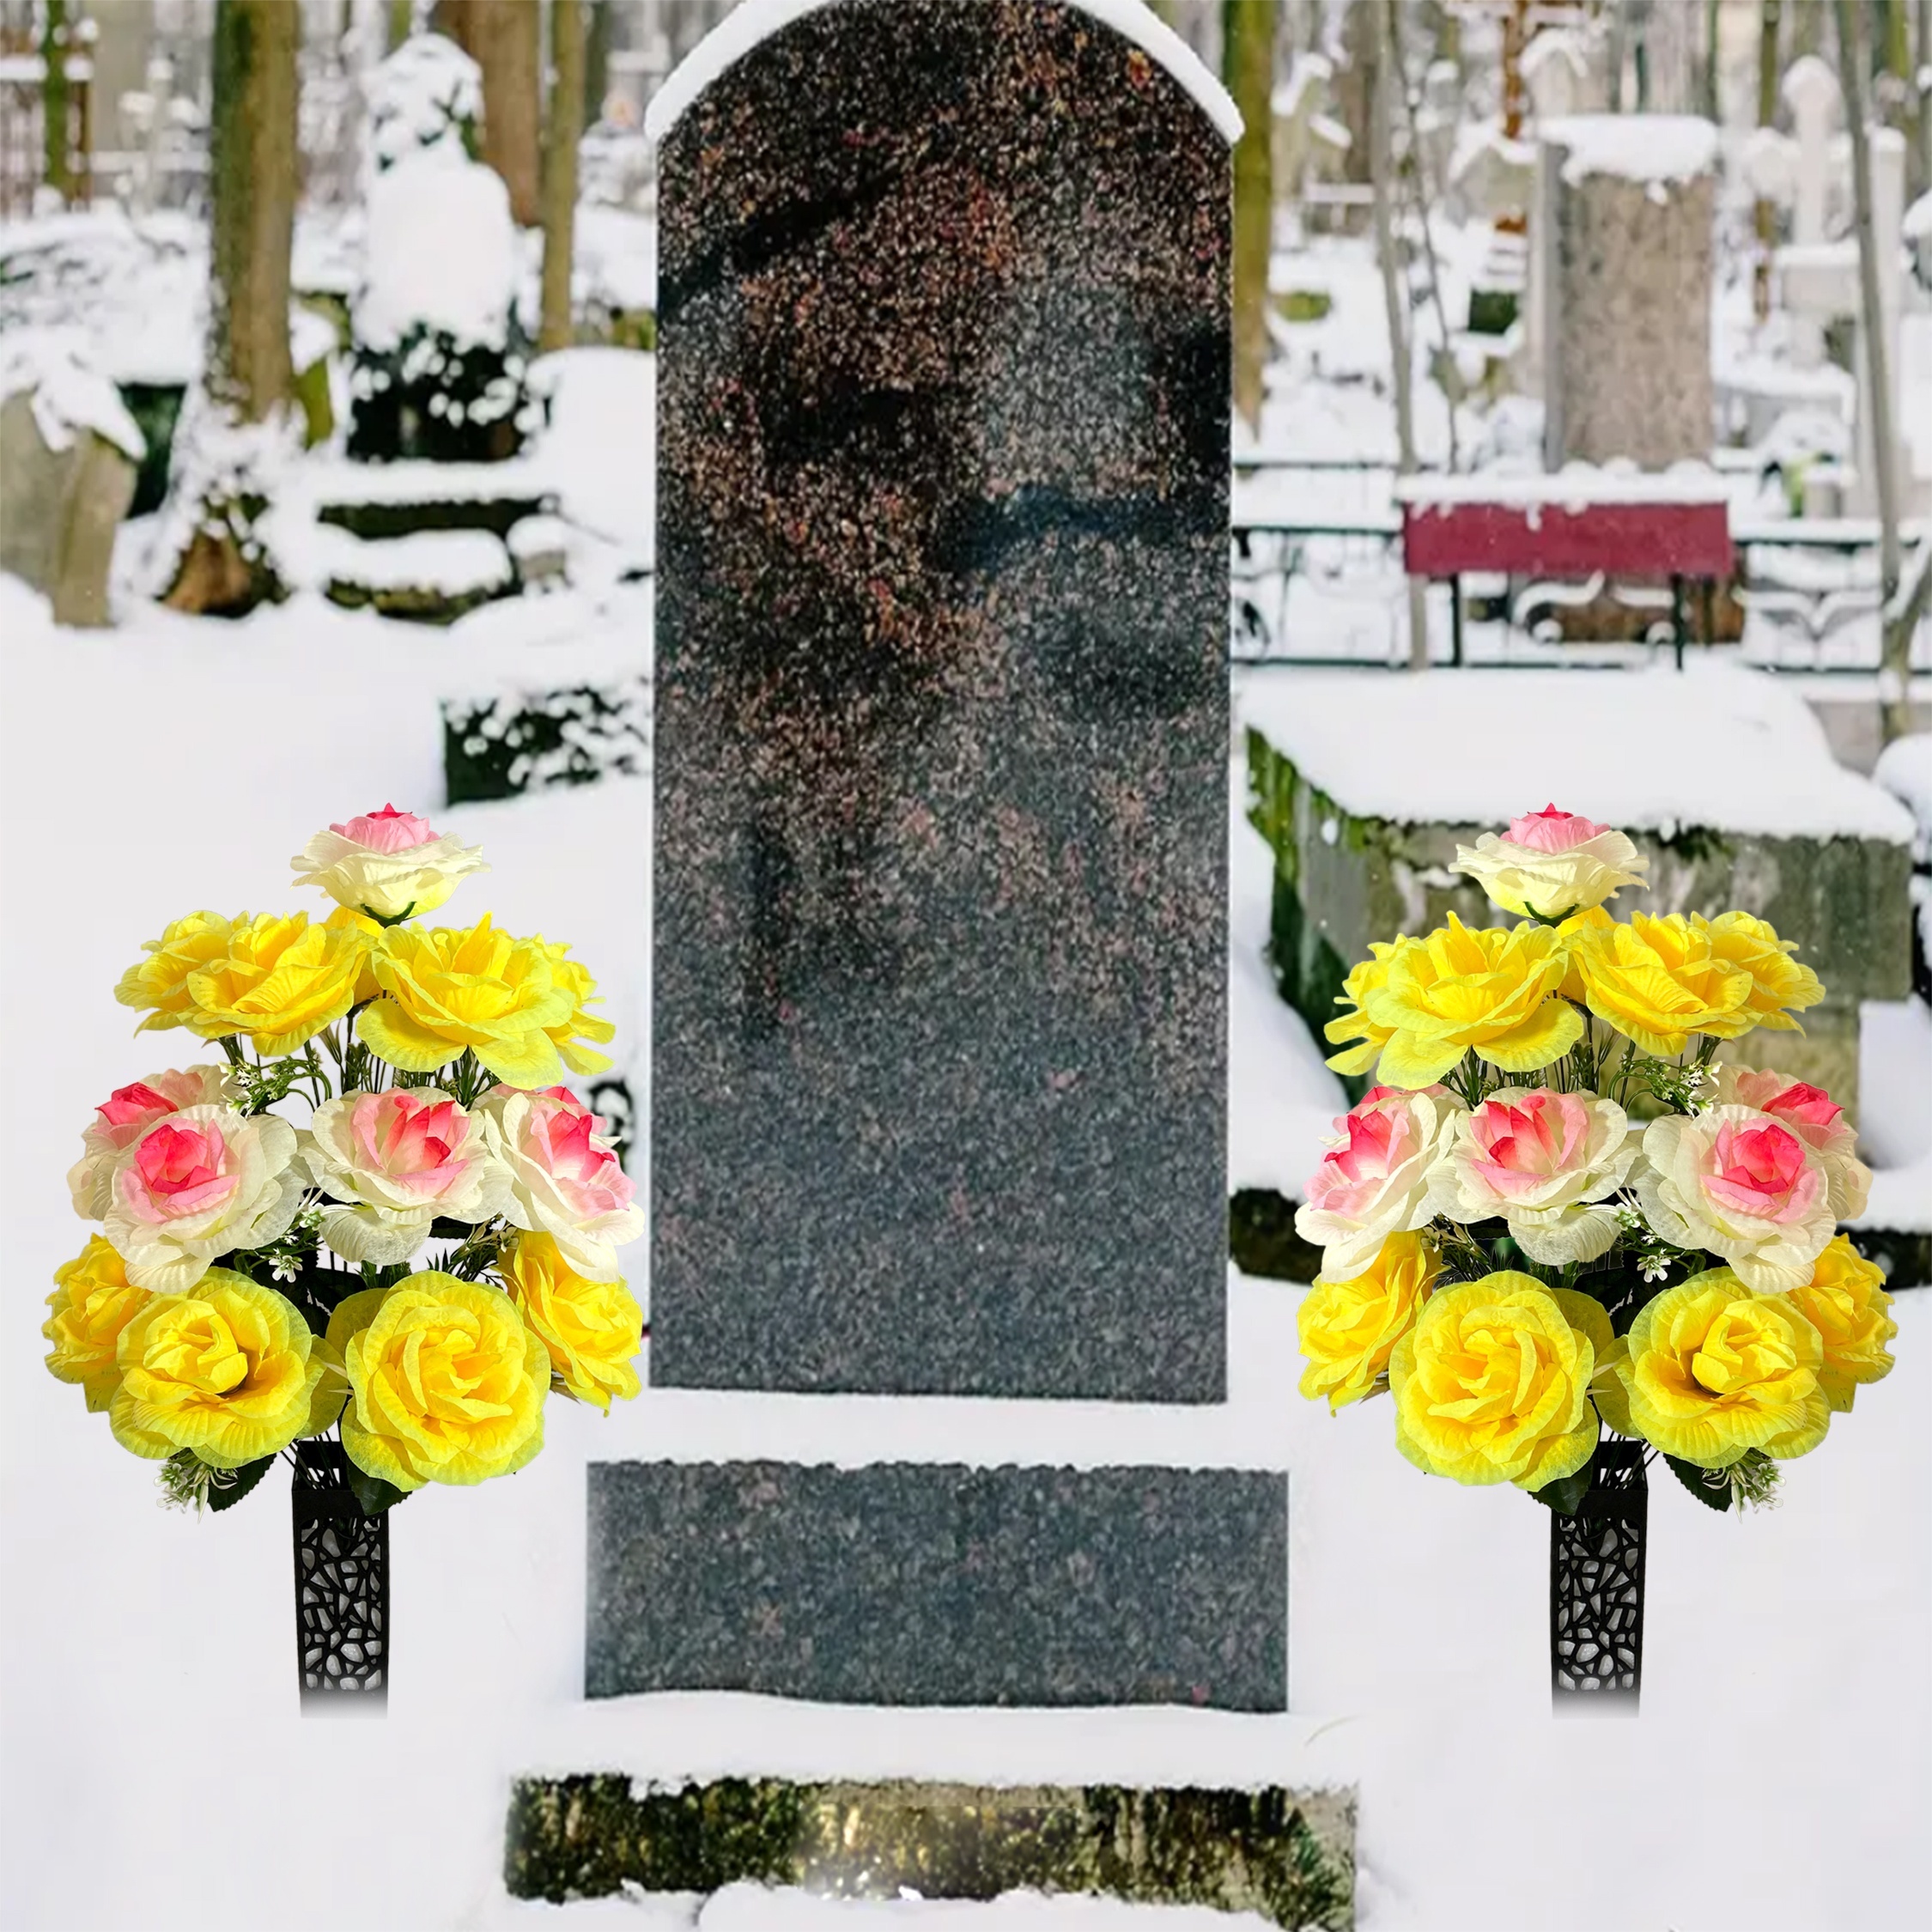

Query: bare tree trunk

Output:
[1223, 0, 1275, 437]
[1369, 0, 1428, 669]
[1834, 0, 1909, 744]
[1704, 0, 1723, 122]
[583, 0, 611, 127]
[209, 0, 298, 420]
[1334, 0, 1376, 185]
[436, 0, 541, 225]
[540, 0, 584, 354]
[40, 0, 71, 204]
[1753, 0, 1782, 321]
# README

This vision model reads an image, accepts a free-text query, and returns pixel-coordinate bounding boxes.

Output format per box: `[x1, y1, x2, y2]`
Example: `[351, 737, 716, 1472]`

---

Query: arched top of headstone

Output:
[644, 0, 1242, 147]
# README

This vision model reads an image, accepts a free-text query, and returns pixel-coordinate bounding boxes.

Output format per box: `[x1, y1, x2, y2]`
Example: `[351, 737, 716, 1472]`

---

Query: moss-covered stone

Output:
[504, 1776, 1356, 1929]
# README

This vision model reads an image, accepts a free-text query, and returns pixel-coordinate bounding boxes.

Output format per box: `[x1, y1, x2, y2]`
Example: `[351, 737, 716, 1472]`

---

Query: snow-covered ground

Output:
[3, 581, 1928, 1932]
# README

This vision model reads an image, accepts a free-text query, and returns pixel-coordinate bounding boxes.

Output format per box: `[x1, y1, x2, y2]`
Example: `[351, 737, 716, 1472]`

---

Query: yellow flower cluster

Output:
[114, 909, 612, 1081]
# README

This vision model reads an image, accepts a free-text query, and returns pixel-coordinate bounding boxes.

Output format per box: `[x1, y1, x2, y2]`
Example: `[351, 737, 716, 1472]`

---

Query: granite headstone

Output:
[649, 0, 1231, 1400]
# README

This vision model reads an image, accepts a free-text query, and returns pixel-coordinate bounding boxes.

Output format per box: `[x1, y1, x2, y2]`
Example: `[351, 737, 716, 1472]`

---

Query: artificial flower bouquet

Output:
[43, 806, 646, 1523]
[1293, 805, 1898, 1521]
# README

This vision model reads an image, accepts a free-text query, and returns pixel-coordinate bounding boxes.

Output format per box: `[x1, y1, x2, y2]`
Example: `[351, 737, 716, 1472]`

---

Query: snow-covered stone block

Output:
[442, 677, 650, 805]
[1241, 665, 1915, 1126]
[310, 524, 513, 623]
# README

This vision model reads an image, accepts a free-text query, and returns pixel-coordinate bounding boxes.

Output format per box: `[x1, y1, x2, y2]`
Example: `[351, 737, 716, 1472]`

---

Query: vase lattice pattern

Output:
[1550, 1440, 1646, 1701]
[292, 1441, 388, 1704]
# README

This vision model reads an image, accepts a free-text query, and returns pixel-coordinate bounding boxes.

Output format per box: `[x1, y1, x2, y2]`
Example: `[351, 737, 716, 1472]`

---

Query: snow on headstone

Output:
[598, 0, 1282, 1721]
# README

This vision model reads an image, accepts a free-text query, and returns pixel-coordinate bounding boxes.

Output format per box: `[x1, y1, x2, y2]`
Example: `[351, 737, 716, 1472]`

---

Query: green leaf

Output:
[207, 1455, 276, 1513]
[346, 1461, 410, 1518]
[1531, 1459, 1595, 1516]
[1666, 1453, 1734, 1512]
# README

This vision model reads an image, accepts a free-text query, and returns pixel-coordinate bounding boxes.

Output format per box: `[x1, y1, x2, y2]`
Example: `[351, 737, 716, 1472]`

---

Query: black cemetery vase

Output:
[1549, 1438, 1646, 1704]
[292, 1440, 389, 1707]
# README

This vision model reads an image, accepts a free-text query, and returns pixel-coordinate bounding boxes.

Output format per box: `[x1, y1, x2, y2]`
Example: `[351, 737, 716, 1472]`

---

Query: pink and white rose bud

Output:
[1635, 1103, 1839, 1294]
[1294, 1085, 1465, 1278]
[289, 804, 488, 921]
[1451, 804, 1648, 920]
[67, 1066, 235, 1219]
[1707, 1064, 1870, 1218]
[1426, 1087, 1640, 1266]
[102, 1104, 303, 1294]
[299, 1088, 513, 1266]
[477, 1084, 642, 1281]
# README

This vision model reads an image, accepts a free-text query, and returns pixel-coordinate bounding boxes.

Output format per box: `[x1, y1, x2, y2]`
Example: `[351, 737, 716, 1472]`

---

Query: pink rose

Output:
[1452, 805, 1648, 919]
[331, 805, 436, 853]
[1635, 1104, 1838, 1294]
[67, 1064, 234, 1219]
[1709, 1065, 1869, 1216]
[1505, 805, 1612, 852]
[103, 1104, 301, 1293]
[299, 1087, 513, 1265]
[1427, 1086, 1639, 1267]
[1295, 1085, 1464, 1278]
[290, 805, 486, 920]
[478, 1085, 642, 1279]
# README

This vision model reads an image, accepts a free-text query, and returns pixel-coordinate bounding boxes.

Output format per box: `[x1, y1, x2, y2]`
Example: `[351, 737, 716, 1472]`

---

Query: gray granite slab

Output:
[649, 0, 1231, 1400]
[586, 1461, 1286, 1710]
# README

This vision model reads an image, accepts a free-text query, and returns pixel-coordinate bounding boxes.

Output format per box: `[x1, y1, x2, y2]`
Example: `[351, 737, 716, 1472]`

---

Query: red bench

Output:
[1395, 471, 1735, 665]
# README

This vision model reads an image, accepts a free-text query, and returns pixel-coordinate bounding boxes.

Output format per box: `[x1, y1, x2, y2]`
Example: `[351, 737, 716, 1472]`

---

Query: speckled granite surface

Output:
[650, 0, 1231, 1399]
[586, 1461, 1287, 1710]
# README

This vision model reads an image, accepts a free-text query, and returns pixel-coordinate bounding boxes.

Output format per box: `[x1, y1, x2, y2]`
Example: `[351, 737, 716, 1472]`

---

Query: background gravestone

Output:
[650, 0, 1230, 1400]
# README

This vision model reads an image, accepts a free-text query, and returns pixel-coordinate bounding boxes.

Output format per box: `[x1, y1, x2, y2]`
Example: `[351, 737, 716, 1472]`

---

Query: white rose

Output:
[1425, 1086, 1640, 1267]
[289, 804, 487, 920]
[477, 1084, 642, 1280]
[298, 1087, 513, 1266]
[1705, 1064, 1870, 1218]
[1452, 805, 1647, 920]
[103, 1105, 302, 1294]
[1634, 1104, 1839, 1295]
[1294, 1085, 1466, 1279]
[67, 1065, 235, 1219]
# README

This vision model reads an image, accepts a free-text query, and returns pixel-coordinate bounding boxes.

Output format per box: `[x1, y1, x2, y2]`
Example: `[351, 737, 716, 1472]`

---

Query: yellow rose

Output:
[1553, 906, 1613, 1003]
[1568, 911, 1759, 1055]
[1786, 1235, 1897, 1413]
[539, 942, 617, 1077]
[1613, 1269, 1829, 1467]
[1358, 914, 1583, 1089]
[1703, 912, 1824, 1035]
[357, 916, 576, 1087]
[44, 1236, 152, 1411]
[1322, 943, 1398, 1077]
[1297, 1230, 1440, 1412]
[1389, 1272, 1601, 1489]
[110, 1270, 324, 1467]
[331, 1273, 547, 1490]
[114, 911, 234, 1032]
[180, 910, 376, 1056]
[499, 1230, 643, 1411]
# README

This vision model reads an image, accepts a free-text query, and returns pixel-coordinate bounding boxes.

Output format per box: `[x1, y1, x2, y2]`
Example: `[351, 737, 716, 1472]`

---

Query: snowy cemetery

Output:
[2, 2, 1931, 1930]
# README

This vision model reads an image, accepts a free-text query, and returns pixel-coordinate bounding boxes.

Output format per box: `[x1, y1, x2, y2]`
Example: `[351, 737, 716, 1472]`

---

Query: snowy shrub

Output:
[442, 680, 652, 805]
[347, 147, 533, 464]
[366, 31, 481, 173]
